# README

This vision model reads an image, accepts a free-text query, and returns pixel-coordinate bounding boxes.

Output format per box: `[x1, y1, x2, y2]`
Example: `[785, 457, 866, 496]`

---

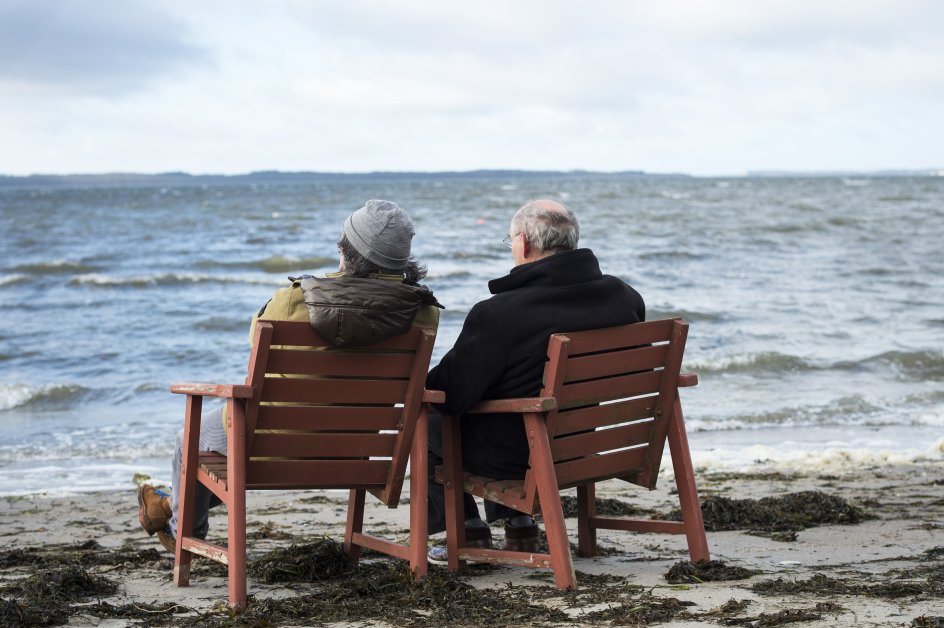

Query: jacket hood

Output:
[299, 275, 442, 347]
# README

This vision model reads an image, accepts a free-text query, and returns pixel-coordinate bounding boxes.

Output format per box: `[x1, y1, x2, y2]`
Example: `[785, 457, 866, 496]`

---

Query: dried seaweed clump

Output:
[583, 593, 695, 624]
[670, 491, 869, 532]
[665, 559, 759, 584]
[0, 540, 163, 570]
[0, 565, 118, 627]
[721, 601, 843, 626]
[912, 616, 944, 627]
[752, 572, 933, 599]
[248, 538, 355, 583]
[559, 495, 654, 518]
[195, 561, 568, 627]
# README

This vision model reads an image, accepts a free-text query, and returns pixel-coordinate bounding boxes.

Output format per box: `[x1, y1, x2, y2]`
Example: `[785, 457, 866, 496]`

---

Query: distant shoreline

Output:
[1, 168, 941, 189]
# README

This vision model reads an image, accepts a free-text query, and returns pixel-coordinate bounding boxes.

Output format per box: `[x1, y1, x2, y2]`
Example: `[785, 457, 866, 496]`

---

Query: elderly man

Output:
[138, 200, 440, 553]
[426, 199, 645, 560]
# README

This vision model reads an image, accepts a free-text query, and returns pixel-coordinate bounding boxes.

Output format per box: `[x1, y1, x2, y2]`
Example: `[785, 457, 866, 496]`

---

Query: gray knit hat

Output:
[342, 200, 415, 270]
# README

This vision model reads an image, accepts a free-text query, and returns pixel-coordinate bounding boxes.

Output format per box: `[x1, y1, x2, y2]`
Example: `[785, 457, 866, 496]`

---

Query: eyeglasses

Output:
[502, 232, 526, 248]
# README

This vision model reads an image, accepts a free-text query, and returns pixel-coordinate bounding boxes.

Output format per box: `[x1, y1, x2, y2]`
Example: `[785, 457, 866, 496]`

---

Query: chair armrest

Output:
[170, 382, 254, 398]
[464, 396, 558, 414]
[423, 389, 446, 404]
[678, 373, 698, 387]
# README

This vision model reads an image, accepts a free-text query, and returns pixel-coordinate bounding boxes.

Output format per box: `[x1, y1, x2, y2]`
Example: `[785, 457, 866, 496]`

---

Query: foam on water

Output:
[0, 382, 89, 411]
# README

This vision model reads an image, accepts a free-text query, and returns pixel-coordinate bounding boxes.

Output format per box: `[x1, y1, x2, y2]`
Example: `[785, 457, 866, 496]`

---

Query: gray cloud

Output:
[0, 0, 210, 94]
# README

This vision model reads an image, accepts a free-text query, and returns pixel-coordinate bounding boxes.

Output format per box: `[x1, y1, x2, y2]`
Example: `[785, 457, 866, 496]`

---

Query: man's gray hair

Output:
[511, 199, 580, 253]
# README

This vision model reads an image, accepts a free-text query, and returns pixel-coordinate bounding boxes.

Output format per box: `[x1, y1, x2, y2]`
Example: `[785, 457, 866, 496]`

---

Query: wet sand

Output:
[1, 461, 942, 626]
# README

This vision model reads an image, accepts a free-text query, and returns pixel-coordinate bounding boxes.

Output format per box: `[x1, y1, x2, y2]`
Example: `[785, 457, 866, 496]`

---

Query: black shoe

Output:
[502, 523, 539, 553]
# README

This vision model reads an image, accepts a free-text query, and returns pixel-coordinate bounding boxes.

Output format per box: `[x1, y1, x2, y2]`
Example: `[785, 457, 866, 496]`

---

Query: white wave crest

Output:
[70, 273, 281, 287]
[0, 273, 27, 287]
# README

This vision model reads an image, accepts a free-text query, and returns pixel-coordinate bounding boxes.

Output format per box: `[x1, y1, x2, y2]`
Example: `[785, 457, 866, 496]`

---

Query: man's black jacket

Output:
[426, 248, 645, 478]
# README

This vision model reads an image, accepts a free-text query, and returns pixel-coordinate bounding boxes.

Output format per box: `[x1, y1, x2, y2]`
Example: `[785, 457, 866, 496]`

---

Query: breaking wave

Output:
[11, 260, 101, 274]
[196, 255, 337, 273]
[68, 273, 281, 287]
[0, 383, 89, 412]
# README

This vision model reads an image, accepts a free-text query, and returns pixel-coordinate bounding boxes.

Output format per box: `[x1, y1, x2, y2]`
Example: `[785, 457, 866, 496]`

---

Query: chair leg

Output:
[173, 394, 202, 588]
[523, 413, 576, 590]
[408, 408, 429, 578]
[226, 399, 248, 608]
[667, 398, 709, 562]
[344, 489, 366, 566]
[576, 483, 597, 557]
[441, 414, 466, 571]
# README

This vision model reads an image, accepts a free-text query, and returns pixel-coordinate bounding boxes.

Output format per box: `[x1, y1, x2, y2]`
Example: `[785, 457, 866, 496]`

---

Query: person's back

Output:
[425, 199, 644, 558]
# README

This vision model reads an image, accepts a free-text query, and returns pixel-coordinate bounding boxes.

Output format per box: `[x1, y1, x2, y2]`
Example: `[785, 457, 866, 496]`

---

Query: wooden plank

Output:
[266, 348, 415, 378]
[251, 432, 398, 458]
[255, 405, 402, 431]
[260, 378, 408, 404]
[551, 422, 652, 463]
[181, 537, 229, 563]
[557, 320, 674, 355]
[590, 517, 686, 534]
[265, 320, 421, 350]
[563, 345, 668, 383]
[246, 459, 390, 487]
[554, 396, 657, 436]
[170, 382, 254, 398]
[350, 532, 410, 560]
[557, 370, 663, 409]
[555, 447, 648, 489]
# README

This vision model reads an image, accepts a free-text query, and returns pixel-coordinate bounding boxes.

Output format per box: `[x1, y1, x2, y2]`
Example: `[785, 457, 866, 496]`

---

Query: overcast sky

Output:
[1, 1, 941, 176]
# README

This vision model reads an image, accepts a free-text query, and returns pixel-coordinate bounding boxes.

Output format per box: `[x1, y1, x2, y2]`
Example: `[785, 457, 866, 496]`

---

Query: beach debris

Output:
[665, 559, 759, 584]
[752, 572, 939, 599]
[582, 593, 696, 624]
[719, 601, 843, 626]
[912, 616, 944, 627]
[0, 565, 118, 627]
[246, 520, 294, 540]
[668, 490, 870, 533]
[248, 538, 355, 583]
[0, 541, 164, 570]
[559, 495, 658, 519]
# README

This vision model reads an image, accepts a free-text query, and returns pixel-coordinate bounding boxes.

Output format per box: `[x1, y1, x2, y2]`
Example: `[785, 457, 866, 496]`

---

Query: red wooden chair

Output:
[170, 320, 441, 607]
[436, 318, 708, 589]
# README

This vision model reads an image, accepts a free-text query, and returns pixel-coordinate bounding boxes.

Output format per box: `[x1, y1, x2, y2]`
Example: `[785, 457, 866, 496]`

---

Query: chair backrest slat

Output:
[563, 344, 668, 383]
[553, 446, 648, 489]
[246, 459, 390, 487]
[267, 348, 416, 378]
[551, 421, 652, 463]
[251, 432, 398, 458]
[259, 378, 409, 404]
[554, 396, 657, 436]
[555, 370, 663, 409]
[255, 405, 402, 431]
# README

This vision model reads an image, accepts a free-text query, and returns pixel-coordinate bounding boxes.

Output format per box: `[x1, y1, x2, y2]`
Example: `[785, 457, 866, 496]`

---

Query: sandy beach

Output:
[1, 460, 942, 627]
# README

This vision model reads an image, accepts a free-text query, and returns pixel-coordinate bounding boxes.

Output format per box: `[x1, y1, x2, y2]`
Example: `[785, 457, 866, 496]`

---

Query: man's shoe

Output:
[156, 529, 177, 554]
[502, 523, 540, 553]
[427, 525, 492, 563]
[138, 485, 172, 536]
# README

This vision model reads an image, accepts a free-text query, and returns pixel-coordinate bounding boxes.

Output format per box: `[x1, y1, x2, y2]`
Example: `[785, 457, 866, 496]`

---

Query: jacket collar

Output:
[488, 248, 603, 294]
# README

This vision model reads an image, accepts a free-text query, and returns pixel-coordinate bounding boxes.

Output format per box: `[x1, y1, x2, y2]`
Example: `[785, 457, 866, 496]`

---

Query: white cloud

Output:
[0, 0, 941, 175]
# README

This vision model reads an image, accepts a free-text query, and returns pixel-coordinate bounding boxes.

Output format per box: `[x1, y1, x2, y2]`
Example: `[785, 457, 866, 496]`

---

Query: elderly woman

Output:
[137, 200, 440, 552]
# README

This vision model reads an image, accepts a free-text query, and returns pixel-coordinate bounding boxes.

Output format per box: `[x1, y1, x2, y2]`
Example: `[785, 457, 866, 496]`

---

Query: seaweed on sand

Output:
[187, 561, 570, 627]
[912, 616, 944, 627]
[0, 540, 164, 570]
[560, 495, 658, 519]
[720, 602, 843, 626]
[752, 572, 940, 599]
[664, 559, 759, 584]
[248, 538, 356, 583]
[0, 565, 118, 627]
[668, 491, 870, 533]
[582, 592, 696, 625]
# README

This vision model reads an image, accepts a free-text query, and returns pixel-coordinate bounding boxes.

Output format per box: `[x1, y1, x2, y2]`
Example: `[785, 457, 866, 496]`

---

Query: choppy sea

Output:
[1, 174, 942, 496]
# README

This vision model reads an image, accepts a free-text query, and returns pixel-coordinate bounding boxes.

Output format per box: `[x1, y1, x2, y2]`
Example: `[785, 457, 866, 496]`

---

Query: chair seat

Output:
[434, 466, 528, 509]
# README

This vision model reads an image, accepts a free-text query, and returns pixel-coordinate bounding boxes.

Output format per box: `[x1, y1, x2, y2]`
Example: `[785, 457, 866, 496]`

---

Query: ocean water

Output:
[1, 175, 942, 496]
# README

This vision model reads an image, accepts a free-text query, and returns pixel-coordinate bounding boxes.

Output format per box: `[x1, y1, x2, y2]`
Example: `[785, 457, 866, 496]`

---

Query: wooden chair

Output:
[437, 318, 708, 589]
[170, 320, 441, 607]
